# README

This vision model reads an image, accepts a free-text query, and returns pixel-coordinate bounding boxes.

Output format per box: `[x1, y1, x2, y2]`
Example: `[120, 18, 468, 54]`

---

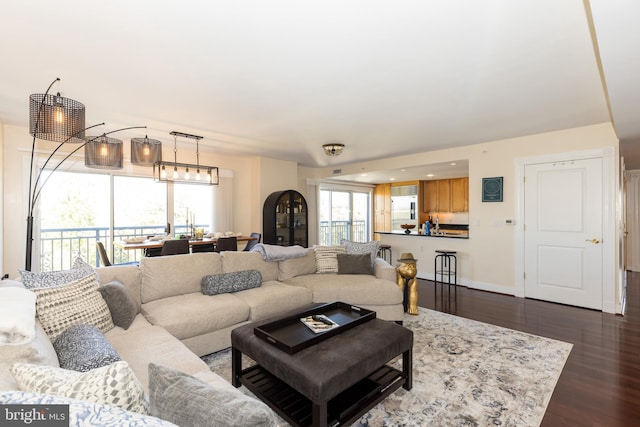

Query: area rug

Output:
[203, 308, 572, 426]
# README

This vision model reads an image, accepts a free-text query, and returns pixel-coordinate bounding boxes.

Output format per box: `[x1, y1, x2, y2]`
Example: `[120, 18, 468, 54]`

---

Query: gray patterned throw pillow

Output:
[19, 258, 95, 289]
[201, 270, 262, 295]
[53, 324, 121, 372]
[341, 240, 380, 269]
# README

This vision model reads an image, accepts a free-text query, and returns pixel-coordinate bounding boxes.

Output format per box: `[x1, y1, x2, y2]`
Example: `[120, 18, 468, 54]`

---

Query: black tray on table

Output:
[254, 301, 376, 354]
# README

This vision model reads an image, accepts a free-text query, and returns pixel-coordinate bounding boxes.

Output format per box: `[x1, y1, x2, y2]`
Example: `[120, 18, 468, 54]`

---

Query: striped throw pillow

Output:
[313, 245, 346, 274]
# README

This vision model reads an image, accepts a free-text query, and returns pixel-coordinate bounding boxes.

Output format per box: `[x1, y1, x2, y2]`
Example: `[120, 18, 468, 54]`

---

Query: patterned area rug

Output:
[203, 308, 572, 427]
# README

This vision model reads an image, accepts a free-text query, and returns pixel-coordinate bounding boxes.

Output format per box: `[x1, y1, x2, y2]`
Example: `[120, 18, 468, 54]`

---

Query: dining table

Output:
[113, 235, 256, 251]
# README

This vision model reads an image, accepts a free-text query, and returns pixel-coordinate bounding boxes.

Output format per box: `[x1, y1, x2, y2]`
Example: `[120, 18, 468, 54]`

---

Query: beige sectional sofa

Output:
[1, 248, 403, 425]
[114, 249, 403, 356]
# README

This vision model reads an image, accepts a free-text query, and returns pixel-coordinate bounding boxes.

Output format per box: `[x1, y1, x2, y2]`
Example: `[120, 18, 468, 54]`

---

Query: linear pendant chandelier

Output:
[153, 131, 219, 185]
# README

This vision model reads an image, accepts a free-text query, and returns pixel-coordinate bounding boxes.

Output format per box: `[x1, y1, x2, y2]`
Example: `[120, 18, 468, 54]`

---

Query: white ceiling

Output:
[1, 1, 639, 179]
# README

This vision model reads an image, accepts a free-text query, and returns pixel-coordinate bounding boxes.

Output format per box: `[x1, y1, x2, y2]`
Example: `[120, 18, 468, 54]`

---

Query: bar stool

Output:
[377, 244, 392, 263]
[434, 250, 457, 300]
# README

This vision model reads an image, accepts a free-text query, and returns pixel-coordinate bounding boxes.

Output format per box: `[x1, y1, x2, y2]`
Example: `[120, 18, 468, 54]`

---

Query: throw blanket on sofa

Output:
[0, 287, 36, 345]
[250, 244, 307, 261]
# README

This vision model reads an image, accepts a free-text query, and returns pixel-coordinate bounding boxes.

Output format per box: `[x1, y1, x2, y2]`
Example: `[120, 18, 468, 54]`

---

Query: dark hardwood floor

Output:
[417, 272, 640, 426]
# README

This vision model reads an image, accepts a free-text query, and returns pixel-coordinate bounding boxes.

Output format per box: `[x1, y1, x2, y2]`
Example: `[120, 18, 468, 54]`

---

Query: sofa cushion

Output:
[201, 270, 262, 295]
[221, 252, 279, 282]
[148, 363, 277, 427]
[313, 245, 346, 273]
[232, 281, 313, 321]
[0, 391, 178, 427]
[337, 253, 374, 275]
[105, 318, 235, 394]
[278, 249, 316, 280]
[98, 280, 139, 329]
[341, 240, 380, 269]
[19, 258, 94, 289]
[140, 253, 222, 303]
[33, 273, 114, 342]
[141, 292, 250, 340]
[53, 324, 121, 372]
[282, 274, 403, 306]
[10, 360, 148, 414]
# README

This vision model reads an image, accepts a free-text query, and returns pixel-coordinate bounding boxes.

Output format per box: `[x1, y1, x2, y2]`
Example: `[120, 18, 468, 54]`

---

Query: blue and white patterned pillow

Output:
[19, 258, 95, 289]
[53, 324, 121, 372]
[0, 391, 178, 427]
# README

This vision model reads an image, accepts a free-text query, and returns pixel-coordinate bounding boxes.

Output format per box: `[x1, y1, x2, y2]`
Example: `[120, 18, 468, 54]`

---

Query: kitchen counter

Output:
[376, 231, 469, 239]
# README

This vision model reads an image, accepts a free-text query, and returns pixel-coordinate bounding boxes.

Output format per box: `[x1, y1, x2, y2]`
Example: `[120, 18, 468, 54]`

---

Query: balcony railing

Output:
[39, 225, 196, 272]
[319, 220, 367, 246]
[38, 220, 369, 272]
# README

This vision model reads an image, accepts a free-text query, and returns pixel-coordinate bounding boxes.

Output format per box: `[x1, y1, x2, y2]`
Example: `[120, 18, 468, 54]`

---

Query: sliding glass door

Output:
[319, 188, 371, 246]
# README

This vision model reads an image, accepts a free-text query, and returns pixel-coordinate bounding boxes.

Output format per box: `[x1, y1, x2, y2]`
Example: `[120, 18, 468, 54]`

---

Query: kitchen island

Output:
[375, 231, 469, 284]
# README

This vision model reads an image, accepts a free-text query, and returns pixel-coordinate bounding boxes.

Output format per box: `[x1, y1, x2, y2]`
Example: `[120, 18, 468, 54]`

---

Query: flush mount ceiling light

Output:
[322, 143, 345, 156]
[153, 131, 219, 185]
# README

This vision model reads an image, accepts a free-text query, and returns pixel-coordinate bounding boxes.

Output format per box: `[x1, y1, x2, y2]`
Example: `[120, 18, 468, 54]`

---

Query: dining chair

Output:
[97, 241, 139, 266]
[243, 232, 262, 251]
[96, 241, 112, 267]
[215, 236, 237, 252]
[191, 243, 215, 253]
[161, 239, 190, 256]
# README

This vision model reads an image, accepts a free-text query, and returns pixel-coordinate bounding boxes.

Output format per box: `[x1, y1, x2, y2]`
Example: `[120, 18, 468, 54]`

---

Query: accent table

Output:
[231, 306, 413, 427]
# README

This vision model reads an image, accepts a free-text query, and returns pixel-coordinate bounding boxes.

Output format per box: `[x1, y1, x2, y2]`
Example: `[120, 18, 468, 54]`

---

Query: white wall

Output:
[299, 123, 621, 300]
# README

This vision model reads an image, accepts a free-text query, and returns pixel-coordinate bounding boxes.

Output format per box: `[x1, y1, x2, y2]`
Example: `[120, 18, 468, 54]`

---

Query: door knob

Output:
[585, 238, 600, 244]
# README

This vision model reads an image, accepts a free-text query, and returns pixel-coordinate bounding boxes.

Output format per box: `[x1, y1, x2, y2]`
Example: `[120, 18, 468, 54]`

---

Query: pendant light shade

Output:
[29, 92, 86, 144]
[131, 136, 162, 166]
[84, 135, 124, 169]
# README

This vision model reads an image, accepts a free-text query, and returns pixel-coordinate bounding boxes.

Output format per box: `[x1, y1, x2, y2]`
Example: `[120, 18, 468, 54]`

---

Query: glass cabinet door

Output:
[263, 190, 308, 247]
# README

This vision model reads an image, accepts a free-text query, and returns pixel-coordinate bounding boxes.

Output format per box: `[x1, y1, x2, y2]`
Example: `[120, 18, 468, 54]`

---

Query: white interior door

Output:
[524, 158, 603, 310]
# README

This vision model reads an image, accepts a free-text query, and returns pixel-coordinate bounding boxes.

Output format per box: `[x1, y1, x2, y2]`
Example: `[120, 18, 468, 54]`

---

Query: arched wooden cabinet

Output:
[263, 190, 308, 247]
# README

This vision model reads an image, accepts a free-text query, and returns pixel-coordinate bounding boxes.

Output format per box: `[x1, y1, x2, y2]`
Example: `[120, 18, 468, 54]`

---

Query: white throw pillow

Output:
[313, 245, 346, 274]
[33, 273, 114, 342]
[10, 361, 148, 414]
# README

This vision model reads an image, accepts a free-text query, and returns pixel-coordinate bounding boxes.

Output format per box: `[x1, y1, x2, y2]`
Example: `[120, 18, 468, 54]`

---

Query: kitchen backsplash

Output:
[426, 212, 469, 225]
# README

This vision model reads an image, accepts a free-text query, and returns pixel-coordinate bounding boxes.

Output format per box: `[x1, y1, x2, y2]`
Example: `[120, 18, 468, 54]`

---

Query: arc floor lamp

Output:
[26, 78, 146, 271]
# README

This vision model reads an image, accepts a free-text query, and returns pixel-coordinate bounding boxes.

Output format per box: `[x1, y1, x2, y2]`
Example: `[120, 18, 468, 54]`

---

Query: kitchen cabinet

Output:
[450, 177, 469, 212]
[421, 180, 438, 213]
[263, 190, 308, 247]
[421, 178, 469, 213]
[437, 180, 451, 212]
[373, 183, 391, 233]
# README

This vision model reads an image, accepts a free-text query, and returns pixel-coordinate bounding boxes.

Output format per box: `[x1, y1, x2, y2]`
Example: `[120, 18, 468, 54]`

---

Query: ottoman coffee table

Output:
[231, 302, 413, 427]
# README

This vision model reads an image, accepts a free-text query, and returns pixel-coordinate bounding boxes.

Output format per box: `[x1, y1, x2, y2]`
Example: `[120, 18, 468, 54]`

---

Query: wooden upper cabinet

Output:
[420, 178, 469, 213]
[421, 180, 438, 213]
[437, 180, 451, 212]
[450, 177, 469, 212]
[373, 183, 391, 232]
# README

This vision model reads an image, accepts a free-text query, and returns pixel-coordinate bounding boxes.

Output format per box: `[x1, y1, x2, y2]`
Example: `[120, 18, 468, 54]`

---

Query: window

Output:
[319, 187, 371, 245]
[173, 183, 214, 237]
[35, 169, 230, 271]
[39, 171, 110, 270]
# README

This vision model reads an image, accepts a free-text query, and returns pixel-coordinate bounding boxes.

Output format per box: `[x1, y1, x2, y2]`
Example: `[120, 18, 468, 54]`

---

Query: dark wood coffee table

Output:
[231, 304, 413, 427]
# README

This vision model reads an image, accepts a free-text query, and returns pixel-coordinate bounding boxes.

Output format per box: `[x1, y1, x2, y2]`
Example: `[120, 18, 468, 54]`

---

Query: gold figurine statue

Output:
[396, 253, 419, 315]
